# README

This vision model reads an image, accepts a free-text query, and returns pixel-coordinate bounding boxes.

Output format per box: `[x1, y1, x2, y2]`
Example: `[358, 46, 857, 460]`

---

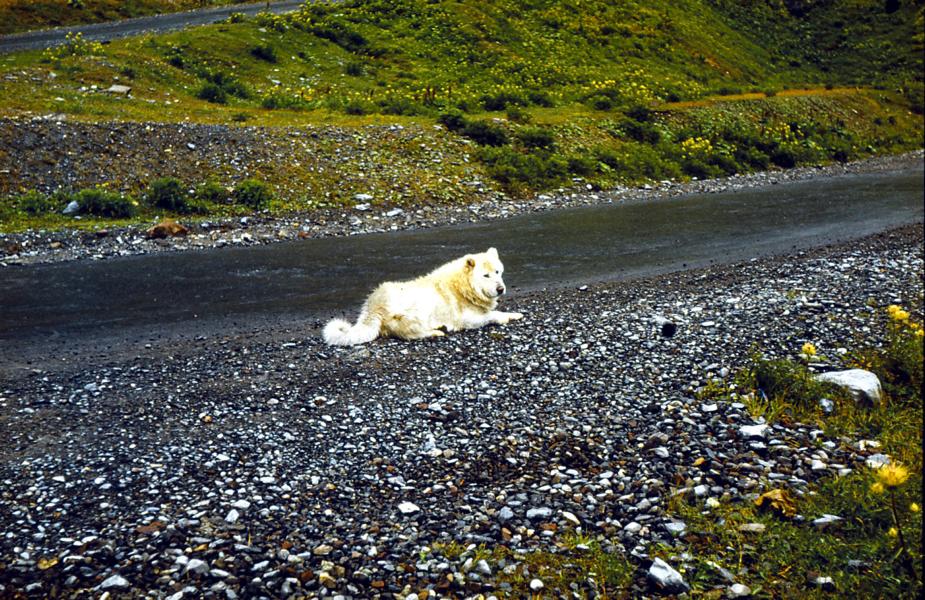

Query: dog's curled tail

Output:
[323, 312, 380, 346]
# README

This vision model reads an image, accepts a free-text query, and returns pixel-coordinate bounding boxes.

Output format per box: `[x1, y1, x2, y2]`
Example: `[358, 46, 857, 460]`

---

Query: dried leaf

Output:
[38, 557, 58, 570]
[135, 520, 165, 535]
[755, 488, 797, 518]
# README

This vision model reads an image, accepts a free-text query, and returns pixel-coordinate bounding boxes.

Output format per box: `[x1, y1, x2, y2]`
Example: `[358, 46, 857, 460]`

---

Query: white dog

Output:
[323, 247, 523, 345]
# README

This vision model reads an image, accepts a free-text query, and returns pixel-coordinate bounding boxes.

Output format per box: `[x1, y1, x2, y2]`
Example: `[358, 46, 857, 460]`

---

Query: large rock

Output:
[815, 369, 882, 405]
[648, 557, 689, 594]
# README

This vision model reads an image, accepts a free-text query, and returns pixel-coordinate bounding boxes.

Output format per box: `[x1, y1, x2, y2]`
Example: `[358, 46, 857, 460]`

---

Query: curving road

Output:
[0, 0, 306, 54]
[0, 167, 922, 367]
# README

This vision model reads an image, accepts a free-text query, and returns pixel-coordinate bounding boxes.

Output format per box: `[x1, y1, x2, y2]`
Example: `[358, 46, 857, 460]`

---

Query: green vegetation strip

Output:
[0, 0, 922, 230]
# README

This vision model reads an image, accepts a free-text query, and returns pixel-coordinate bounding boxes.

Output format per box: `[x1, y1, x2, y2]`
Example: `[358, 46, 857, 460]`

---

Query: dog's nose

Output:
[496, 285, 505, 295]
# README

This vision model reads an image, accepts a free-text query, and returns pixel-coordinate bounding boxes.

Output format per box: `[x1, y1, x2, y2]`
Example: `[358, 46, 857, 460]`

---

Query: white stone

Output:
[866, 453, 891, 468]
[815, 369, 882, 405]
[526, 507, 552, 520]
[664, 521, 686, 536]
[529, 578, 544, 591]
[231, 499, 251, 510]
[185, 559, 209, 575]
[739, 424, 768, 439]
[105, 84, 132, 94]
[648, 557, 689, 593]
[623, 521, 642, 534]
[99, 574, 130, 589]
[561, 511, 580, 525]
[812, 514, 843, 529]
[225, 509, 240, 524]
[397, 501, 420, 514]
[727, 582, 751, 598]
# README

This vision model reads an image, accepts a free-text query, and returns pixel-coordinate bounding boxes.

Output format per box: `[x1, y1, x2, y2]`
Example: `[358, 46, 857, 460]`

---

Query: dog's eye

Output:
[483, 273, 490, 278]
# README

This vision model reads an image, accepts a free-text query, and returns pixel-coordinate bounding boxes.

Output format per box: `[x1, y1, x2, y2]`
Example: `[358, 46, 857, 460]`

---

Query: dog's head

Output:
[465, 247, 507, 301]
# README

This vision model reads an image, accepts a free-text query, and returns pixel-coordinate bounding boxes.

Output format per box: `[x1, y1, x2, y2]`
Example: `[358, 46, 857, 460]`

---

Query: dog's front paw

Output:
[497, 311, 523, 325]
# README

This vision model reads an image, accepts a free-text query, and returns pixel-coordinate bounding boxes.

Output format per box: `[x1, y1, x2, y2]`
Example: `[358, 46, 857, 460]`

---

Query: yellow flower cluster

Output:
[680, 136, 713, 158]
[875, 463, 910, 489]
[887, 304, 910, 322]
[42, 32, 104, 61]
[887, 304, 923, 336]
[801, 342, 817, 356]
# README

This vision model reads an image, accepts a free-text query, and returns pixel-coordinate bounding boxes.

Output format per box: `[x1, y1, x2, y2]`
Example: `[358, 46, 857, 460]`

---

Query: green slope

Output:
[0, 0, 922, 230]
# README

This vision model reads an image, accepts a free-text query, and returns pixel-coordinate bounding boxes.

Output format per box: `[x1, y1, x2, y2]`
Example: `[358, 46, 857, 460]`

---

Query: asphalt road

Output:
[0, 0, 306, 54]
[1, 167, 922, 370]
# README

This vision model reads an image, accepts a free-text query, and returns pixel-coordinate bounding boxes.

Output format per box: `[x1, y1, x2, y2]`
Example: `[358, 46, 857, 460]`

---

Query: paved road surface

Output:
[1, 167, 922, 368]
[0, 0, 305, 54]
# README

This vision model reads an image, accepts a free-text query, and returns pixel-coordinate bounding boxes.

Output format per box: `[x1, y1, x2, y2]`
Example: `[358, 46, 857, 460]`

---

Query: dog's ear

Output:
[465, 256, 476, 270]
[486, 247, 499, 259]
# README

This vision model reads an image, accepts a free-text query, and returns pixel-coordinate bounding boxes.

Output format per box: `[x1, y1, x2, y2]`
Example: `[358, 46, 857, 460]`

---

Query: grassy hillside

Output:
[0, 0, 247, 35]
[0, 0, 922, 230]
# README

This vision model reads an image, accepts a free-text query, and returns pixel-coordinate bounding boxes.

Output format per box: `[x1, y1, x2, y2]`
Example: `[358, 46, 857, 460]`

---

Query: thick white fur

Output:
[323, 247, 523, 345]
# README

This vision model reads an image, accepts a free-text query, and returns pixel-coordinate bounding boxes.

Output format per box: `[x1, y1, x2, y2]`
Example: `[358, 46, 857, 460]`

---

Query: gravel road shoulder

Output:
[0, 224, 921, 598]
[1, 145, 922, 267]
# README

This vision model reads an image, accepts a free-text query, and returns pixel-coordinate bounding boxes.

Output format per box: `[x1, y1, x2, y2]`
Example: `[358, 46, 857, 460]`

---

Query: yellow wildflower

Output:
[892, 309, 910, 322]
[911, 503, 921, 513]
[886, 304, 901, 317]
[870, 482, 885, 495]
[875, 463, 910, 488]
[801, 342, 817, 356]
[888, 527, 899, 537]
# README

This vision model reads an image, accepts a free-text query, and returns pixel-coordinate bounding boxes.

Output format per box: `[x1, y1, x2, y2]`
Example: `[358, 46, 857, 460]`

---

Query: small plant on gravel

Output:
[194, 180, 229, 205]
[146, 177, 187, 212]
[15, 190, 60, 215]
[74, 188, 138, 218]
[849, 305, 924, 406]
[232, 179, 273, 210]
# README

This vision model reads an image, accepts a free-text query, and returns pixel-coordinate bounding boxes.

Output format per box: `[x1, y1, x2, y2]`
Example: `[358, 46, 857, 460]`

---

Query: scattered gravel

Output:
[0, 225, 921, 597]
[0, 115, 920, 266]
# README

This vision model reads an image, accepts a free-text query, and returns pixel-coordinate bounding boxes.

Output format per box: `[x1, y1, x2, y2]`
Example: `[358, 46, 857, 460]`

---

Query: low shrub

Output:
[733, 146, 771, 169]
[596, 144, 682, 181]
[515, 126, 556, 150]
[480, 91, 528, 111]
[15, 190, 60, 215]
[261, 91, 310, 110]
[619, 118, 661, 144]
[250, 44, 278, 63]
[505, 106, 531, 123]
[74, 188, 137, 218]
[195, 180, 229, 205]
[379, 96, 426, 116]
[526, 91, 554, 107]
[146, 177, 187, 211]
[344, 61, 365, 76]
[197, 82, 227, 104]
[343, 99, 373, 115]
[437, 110, 467, 132]
[461, 120, 509, 146]
[566, 155, 597, 176]
[479, 146, 568, 189]
[232, 179, 273, 210]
